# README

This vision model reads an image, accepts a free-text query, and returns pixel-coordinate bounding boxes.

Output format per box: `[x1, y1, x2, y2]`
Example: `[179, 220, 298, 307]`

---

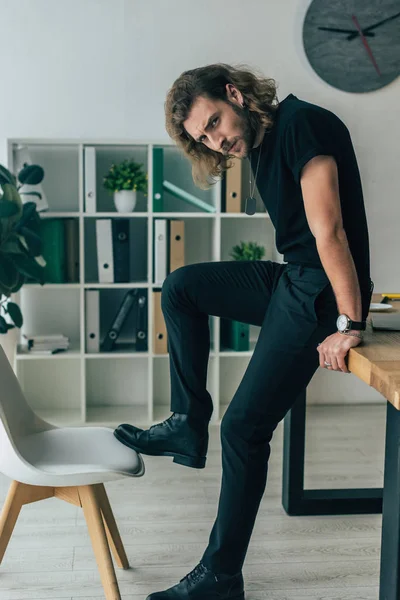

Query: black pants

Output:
[160, 259, 374, 576]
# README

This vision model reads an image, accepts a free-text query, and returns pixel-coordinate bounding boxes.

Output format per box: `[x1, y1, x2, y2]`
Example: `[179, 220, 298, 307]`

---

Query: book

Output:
[101, 289, 138, 352]
[64, 218, 79, 282]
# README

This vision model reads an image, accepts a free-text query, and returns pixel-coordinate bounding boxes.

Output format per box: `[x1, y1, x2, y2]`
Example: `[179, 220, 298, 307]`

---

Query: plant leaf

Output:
[19, 226, 42, 256]
[0, 165, 17, 187]
[0, 315, 8, 334]
[34, 254, 46, 267]
[7, 301, 23, 327]
[18, 164, 44, 186]
[8, 252, 46, 285]
[10, 271, 25, 293]
[0, 200, 19, 218]
[0, 251, 18, 287]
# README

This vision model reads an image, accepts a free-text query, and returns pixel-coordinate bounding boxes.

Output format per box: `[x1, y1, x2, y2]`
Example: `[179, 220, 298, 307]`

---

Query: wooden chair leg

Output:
[95, 483, 129, 569]
[0, 481, 25, 564]
[78, 485, 121, 600]
[0, 480, 54, 565]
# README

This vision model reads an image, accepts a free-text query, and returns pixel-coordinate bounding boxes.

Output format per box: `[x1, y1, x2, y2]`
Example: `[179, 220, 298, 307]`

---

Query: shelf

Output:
[84, 212, 148, 217]
[153, 350, 217, 358]
[33, 408, 83, 427]
[16, 344, 81, 359]
[152, 212, 215, 218]
[85, 404, 149, 427]
[220, 212, 269, 218]
[86, 347, 148, 357]
[8, 138, 273, 428]
[152, 404, 175, 424]
[40, 212, 80, 218]
[24, 283, 80, 289]
[84, 282, 148, 288]
[35, 211, 269, 218]
[219, 340, 257, 356]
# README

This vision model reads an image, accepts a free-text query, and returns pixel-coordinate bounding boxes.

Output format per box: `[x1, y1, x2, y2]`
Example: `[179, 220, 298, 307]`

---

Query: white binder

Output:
[96, 219, 114, 283]
[85, 290, 100, 353]
[154, 218, 168, 285]
[84, 147, 96, 213]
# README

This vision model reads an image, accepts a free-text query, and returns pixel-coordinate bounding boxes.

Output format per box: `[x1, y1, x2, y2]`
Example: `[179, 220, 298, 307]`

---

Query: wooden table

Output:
[281, 293, 400, 600]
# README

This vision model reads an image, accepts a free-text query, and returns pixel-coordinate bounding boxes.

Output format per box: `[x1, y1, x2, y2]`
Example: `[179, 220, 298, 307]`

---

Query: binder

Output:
[101, 289, 138, 352]
[153, 290, 168, 354]
[96, 219, 114, 283]
[64, 218, 79, 282]
[222, 157, 242, 212]
[169, 219, 185, 273]
[85, 290, 100, 353]
[135, 292, 148, 351]
[112, 218, 130, 282]
[39, 218, 66, 283]
[153, 218, 169, 284]
[163, 180, 215, 213]
[220, 318, 249, 351]
[84, 147, 96, 213]
[153, 147, 164, 212]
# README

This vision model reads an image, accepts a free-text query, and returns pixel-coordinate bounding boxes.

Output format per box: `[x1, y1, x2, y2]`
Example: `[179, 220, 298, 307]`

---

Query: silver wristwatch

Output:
[336, 314, 366, 333]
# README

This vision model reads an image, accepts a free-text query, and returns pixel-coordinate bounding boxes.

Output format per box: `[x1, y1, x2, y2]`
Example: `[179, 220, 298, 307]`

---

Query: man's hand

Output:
[317, 331, 362, 373]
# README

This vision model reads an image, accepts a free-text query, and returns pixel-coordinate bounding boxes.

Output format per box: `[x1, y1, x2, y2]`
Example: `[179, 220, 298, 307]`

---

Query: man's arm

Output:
[300, 154, 362, 323]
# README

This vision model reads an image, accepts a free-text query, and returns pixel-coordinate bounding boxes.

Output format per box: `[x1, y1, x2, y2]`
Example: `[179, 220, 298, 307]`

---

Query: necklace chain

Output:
[249, 129, 265, 199]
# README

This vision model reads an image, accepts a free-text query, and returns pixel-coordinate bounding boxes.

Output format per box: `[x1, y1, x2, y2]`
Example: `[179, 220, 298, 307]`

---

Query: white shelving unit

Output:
[7, 138, 281, 429]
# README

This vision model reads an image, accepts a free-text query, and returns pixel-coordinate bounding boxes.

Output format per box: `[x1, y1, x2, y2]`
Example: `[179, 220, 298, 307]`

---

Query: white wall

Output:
[1, 0, 396, 404]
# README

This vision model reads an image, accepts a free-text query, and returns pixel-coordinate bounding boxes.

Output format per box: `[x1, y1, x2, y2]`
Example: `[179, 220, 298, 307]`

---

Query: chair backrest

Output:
[0, 344, 55, 446]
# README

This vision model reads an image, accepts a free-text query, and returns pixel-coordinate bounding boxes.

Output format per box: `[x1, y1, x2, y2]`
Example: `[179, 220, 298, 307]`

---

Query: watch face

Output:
[303, 0, 400, 92]
[337, 314, 349, 331]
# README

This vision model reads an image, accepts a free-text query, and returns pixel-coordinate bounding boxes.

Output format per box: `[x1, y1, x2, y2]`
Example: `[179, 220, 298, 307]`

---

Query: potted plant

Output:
[0, 164, 46, 365]
[103, 158, 148, 213]
[220, 241, 266, 351]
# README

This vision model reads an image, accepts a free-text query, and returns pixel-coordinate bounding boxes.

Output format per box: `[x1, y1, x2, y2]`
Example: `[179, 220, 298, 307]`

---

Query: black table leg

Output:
[282, 390, 383, 515]
[380, 400, 400, 599]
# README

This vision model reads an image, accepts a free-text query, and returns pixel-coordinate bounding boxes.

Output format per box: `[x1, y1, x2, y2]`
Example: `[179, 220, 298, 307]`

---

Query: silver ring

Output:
[324, 361, 332, 367]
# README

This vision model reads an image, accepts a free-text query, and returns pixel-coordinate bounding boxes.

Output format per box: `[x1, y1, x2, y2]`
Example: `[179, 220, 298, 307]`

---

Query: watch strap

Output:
[348, 319, 366, 331]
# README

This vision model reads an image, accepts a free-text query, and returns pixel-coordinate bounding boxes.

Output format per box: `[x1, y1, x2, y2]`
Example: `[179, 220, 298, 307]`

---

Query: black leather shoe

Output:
[146, 561, 245, 599]
[113, 412, 208, 469]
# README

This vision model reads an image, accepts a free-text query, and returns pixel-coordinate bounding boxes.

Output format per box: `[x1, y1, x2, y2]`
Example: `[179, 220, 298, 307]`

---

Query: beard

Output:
[227, 101, 260, 158]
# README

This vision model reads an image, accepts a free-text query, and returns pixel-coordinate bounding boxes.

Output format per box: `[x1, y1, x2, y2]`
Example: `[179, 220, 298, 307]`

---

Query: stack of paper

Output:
[22, 333, 70, 354]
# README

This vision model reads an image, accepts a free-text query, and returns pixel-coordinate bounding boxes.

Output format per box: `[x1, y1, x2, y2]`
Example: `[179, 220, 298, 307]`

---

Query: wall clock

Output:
[303, 0, 400, 92]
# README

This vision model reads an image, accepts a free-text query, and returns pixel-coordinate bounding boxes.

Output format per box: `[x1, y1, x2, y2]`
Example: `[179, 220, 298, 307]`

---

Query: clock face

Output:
[337, 314, 348, 330]
[303, 0, 400, 92]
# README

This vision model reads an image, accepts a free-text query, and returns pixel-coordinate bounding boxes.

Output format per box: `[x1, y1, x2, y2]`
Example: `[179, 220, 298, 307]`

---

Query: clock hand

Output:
[318, 26, 374, 37]
[347, 10, 400, 41]
[351, 14, 382, 77]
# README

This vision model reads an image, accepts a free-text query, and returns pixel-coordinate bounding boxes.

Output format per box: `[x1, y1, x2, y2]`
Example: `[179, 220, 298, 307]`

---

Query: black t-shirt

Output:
[250, 93, 371, 288]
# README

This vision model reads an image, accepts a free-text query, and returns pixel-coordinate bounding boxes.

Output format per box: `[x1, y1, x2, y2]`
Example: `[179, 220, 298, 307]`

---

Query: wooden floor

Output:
[0, 403, 386, 600]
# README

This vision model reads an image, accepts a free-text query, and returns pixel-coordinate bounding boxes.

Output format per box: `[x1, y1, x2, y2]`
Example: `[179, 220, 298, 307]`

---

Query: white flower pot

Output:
[113, 190, 137, 213]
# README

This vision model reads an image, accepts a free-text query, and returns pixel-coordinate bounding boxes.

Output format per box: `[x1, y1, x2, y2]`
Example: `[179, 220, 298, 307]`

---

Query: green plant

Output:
[229, 240, 266, 261]
[103, 159, 148, 195]
[0, 164, 46, 335]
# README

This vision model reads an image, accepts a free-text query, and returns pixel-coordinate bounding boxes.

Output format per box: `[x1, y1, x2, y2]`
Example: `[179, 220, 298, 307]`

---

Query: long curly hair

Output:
[164, 63, 280, 190]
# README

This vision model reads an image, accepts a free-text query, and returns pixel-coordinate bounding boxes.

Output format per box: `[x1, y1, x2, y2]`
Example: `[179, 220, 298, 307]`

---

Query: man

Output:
[114, 63, 374, 599]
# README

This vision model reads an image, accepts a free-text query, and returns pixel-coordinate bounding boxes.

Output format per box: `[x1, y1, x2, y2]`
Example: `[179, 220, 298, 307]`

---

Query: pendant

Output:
[245, 196, 257, 215]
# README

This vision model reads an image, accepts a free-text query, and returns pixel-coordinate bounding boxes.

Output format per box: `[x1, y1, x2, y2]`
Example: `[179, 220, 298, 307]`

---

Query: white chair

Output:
[0, 344, 145, 599]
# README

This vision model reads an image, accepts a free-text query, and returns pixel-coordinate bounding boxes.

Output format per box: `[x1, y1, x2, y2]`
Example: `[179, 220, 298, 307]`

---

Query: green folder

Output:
[220, 318, 249, 351]
[39, 219, 66, 283]
[153, 147, 164, 212]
